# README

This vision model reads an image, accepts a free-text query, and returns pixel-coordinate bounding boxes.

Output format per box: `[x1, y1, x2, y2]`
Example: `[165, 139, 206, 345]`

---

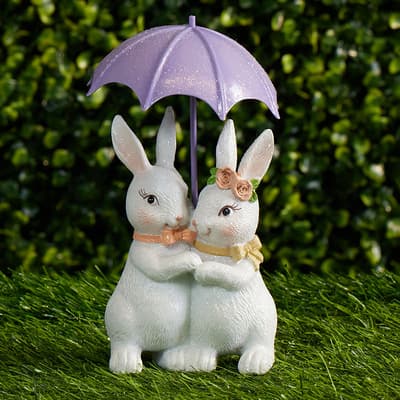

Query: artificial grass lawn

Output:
[0, 269, 398, 400]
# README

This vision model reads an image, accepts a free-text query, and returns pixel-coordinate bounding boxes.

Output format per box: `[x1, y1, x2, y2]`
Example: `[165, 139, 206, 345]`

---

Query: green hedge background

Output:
[1, 0, 399, 275]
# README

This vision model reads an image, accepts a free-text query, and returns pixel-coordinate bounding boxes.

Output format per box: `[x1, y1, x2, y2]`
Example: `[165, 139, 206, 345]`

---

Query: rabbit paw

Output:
[185, 347, 217, 372]
[193, 262, 216, 285]
[194, 261, 232, 287]
[180, 251, 202, 270]
[157, 347, 187, 371]
[238, 346, 274, 375]
[109, 344, 143, 374]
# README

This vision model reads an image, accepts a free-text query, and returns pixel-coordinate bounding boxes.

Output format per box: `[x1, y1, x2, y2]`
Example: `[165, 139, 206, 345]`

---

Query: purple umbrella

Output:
[87, 15, 279, 205]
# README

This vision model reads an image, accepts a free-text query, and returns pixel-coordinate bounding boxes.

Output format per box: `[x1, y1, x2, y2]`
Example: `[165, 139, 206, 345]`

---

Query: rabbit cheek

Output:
[137, 210, 156, 226]
[221, 223, 238, 239]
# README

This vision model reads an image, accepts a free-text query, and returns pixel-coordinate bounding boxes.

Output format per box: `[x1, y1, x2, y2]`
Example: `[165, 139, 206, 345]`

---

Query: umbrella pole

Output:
[190, 96, 198, 206]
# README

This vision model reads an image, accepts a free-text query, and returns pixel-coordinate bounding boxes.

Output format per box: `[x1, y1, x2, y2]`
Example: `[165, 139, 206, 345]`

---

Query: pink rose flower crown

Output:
[207, 167, 260, 202]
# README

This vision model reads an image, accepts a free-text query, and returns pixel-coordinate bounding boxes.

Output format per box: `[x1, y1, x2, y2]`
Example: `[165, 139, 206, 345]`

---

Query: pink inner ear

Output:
[238, 130, 274, 180]
[112, 115, 152, 174]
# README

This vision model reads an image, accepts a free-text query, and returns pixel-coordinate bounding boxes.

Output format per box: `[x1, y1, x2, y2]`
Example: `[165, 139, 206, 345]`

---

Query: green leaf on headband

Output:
[250, 179, 260, 190]
[207, 175, 216, 185]
[250, 191, 258, 203]
[207, 167, 218, 184]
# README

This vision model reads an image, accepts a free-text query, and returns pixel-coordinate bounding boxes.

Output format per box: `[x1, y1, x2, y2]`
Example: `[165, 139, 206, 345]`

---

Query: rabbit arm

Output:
[131, 247, 201, 282]
[194, 259, 255, 291]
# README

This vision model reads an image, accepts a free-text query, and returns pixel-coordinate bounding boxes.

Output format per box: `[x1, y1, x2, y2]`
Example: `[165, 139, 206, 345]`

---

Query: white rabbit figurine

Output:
[105, 107, 201, 373]
[159, 119, 277, 374]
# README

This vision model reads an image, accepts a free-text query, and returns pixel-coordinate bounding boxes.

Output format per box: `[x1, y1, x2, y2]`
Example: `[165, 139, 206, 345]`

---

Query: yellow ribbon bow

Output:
[194, 235, 264, 271]
[229, 236, 264, 270]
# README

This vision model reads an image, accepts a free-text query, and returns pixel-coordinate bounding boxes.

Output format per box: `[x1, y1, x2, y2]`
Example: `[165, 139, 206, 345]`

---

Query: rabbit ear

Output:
[238, 129, 274, 180]
[156, 106, 176, 168]
[111, 115, 151, 174]
[216, 119, 237, 170]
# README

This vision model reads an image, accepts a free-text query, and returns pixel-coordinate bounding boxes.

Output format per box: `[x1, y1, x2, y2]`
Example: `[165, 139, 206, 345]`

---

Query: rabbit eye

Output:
[147, 195, 156, 204]
[221, 207, 231, 216]
[218, 204, 241, 217]
[139, 189, 159, 205]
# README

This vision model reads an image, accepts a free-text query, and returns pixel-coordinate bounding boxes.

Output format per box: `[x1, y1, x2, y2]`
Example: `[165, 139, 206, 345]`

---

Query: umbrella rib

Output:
[144, 27, 190, 109]
[194, 29, 227, 120]
[258, 69, 280, 119]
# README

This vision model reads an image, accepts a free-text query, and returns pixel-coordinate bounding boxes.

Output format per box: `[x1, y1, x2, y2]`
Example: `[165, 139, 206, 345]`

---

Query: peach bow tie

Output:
[133, 227, 197, 246]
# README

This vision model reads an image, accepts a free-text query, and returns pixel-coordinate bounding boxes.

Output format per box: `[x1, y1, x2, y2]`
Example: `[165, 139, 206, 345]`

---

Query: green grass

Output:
[0, 269, 399, 400]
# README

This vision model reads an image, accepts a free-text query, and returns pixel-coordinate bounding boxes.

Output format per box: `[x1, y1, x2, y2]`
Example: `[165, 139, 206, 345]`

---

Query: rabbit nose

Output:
[176, 216, 183, 222]
[192, 219, 197, 227]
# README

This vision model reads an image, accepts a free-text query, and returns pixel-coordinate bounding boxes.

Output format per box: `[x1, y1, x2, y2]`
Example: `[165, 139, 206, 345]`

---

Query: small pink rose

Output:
[216, 167, 234, 189]
[233, 180, 253, 201]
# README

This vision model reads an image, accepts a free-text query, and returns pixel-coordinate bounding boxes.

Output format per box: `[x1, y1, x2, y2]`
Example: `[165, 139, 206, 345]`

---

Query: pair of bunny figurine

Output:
[105, 107, 277, 375]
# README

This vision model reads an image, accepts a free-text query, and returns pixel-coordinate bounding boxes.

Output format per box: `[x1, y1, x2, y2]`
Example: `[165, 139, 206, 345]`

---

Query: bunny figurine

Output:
[105, 107, 201, 373]
[159, 119, 277, 374]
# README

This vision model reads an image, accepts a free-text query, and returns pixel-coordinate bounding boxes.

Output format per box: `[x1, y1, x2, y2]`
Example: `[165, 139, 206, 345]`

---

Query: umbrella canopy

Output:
[87, 16, 279, 203]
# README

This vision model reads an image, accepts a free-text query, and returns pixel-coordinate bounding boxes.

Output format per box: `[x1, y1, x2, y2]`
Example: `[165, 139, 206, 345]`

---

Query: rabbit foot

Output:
[109, 343, 143, 373]
[157, 346, 187, 371]
[184, 347, 217, 372]
[238, 346, 274, 375]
